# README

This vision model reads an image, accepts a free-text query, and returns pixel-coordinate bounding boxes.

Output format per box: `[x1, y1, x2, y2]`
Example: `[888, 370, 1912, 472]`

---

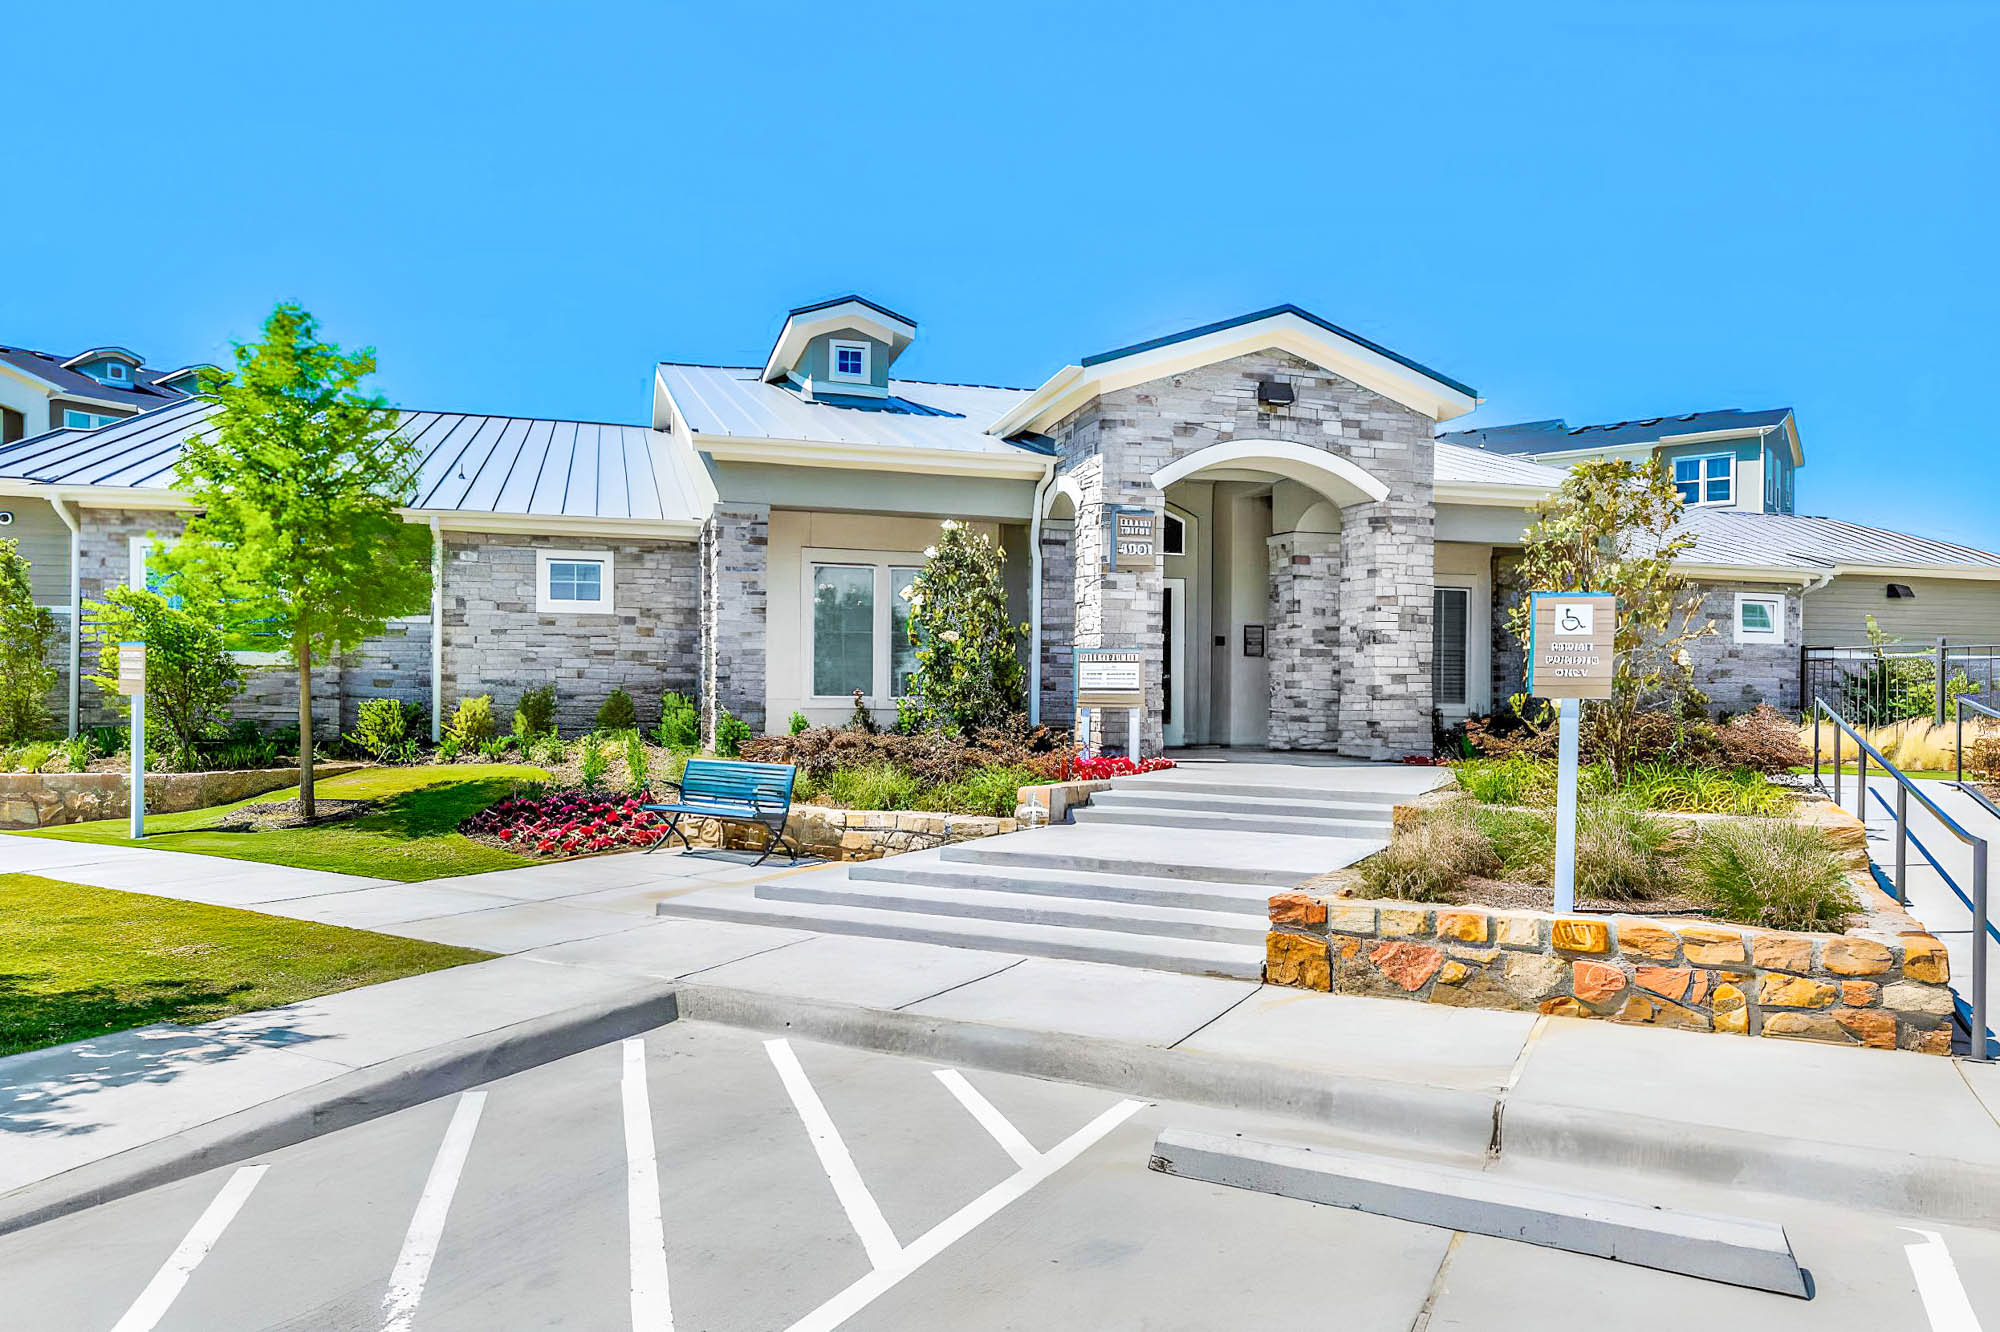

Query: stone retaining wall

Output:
[676, 804, 1015, 862]
[1266, 897, 1955, 1054]
[0, 763, 365, 829]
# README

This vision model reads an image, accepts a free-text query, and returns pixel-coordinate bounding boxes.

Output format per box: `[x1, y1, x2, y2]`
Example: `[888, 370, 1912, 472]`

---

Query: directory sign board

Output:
[1107, 507, 1158, 572]
[1076, 648, 1145, 708]
[117, 642, 146, 696]
[1528, 592, 1616, 700]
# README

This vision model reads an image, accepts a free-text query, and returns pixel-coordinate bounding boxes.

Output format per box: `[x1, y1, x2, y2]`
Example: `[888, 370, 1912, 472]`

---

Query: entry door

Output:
[1163, 578, 1187, 747]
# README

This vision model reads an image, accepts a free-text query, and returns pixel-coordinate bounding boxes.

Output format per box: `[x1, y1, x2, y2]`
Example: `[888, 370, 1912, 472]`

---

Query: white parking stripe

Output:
[110, 1164, 268, 1332]
[1904, 1228, 1985, 1331]
[785, 1098, 1147, 1332]
[623, 1038, 676, 1332]
[934, 1069, 1040, 1169]
[381, 1090, 487, 1332]
[764, 1038, 902, 1269]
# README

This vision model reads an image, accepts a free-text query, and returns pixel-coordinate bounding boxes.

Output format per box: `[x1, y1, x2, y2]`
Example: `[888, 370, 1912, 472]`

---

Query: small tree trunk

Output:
[296, 638, 315, 820]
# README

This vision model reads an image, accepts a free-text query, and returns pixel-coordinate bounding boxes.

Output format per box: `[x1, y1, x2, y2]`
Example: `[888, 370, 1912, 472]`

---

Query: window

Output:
[812, 565, 875, 696]
[829, 340, 870, 383]
[1162, 512, 1186, 556]
[63, 410, 120, 429]
[889, 566, 921, 696]
[1432, 586, 1469, 707]
[104, 361, 128, 381]
[1734, 592, 1784, 645]
[535, 549, 614, 613]
[1672, 453, 1734, 507]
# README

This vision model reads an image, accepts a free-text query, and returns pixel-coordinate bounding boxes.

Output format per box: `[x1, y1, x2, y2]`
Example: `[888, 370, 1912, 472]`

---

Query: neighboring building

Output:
[2, 297, 1996, 753]
[0, 344, 209, 444]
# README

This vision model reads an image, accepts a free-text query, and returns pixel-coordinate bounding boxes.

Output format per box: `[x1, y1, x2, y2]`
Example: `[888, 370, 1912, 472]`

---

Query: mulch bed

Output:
[201, 798, 377, 832]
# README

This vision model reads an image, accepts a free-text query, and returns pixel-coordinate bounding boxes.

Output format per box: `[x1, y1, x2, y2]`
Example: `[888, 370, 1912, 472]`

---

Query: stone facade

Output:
[441, 531, 700, 733]
[1266, 897, 1955, 1055]
[684, 804, 1016, 861]
[1048, 349, 1437, 757]
[1036, 518, 1075, 725]
[700, 503, 769, 740]
[1686, 580, 1801, 713]
[1266, 531, 1340, 749]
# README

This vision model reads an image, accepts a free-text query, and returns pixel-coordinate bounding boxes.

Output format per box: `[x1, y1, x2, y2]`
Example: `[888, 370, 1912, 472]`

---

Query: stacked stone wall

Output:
[700, 503, 769, 739]
[1037, 519, 1075, 725]
[1267, 532, 1340, 749]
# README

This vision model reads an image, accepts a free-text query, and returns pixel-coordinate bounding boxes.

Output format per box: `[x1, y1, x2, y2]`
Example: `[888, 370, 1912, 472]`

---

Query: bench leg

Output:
[752, 822, 800, 867]
[645, 813, 691, 855]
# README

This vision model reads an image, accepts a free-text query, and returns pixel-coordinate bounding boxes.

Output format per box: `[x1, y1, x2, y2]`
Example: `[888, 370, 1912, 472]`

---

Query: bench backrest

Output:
[681, 758, 796, 808]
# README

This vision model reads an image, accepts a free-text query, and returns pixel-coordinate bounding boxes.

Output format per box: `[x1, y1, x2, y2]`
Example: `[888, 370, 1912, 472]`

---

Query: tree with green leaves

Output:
[0, 538, 59, 744]
[85, 586, 244, 770]
[166, 304, 432, 816]
[1505, 457, 1715, 780]
[897, 520, 1026, 735]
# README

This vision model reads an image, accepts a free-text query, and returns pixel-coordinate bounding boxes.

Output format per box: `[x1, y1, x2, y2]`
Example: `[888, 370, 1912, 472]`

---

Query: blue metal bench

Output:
[640, 758, 800, 864]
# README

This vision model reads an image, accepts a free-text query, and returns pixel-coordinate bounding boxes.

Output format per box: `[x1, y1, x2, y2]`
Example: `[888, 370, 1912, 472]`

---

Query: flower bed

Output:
[462, 790, 669, 856]
[1070, 755, 1175, 780]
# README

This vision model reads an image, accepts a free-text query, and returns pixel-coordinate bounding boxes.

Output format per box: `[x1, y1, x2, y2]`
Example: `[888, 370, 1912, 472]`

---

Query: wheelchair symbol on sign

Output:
[1554, 605, 1594, 637]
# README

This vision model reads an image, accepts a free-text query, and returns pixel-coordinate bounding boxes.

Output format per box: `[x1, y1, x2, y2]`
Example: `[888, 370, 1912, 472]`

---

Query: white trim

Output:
[693, 434, 1051, 480]
[1433, 574, 1489, 718]
[1733, 591, 1785, 644]
[1161, 505, 1193, 557]
[1671, 452, 1736, 508]
[414, 509, 702, 541]
[1041, 472, 1085, 519]
[1432, 480, 1554, 506]
[801, 547, 927, 706]
[535, 548, 616, 614]
[1152, 438, 1390, 507]
[988, 311, 1479, 437]
[828, 340, 871, 384]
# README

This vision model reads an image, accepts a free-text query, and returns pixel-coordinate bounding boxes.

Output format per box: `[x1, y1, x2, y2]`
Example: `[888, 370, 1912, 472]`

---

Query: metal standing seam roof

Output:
[1433, 441, 1570, 488]
[657, 364, 1042, 455]
[0, 397, 708, 524]
[1676, 508, 2000, 573]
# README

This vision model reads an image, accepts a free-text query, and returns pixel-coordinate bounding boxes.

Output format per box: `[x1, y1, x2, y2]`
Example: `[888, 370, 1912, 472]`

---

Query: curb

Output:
[0, 983, 679, 1238]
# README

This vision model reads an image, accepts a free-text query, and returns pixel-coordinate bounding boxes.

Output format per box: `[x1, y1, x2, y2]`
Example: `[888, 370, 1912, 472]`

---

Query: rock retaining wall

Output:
[0, 763, 366, 830]
[675, 804, 1016, 862]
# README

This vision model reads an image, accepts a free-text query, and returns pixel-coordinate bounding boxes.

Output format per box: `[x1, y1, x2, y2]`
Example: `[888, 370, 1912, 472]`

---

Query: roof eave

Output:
[693, 433, 1051, 481]
[1432, 480, 1554, 507]
[411, 509, 702, 541]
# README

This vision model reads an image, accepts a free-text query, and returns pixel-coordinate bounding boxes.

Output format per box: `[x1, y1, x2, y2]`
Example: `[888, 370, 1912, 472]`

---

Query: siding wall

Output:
[1803, 575, 2000, 646]
[3, 496, 72, 604]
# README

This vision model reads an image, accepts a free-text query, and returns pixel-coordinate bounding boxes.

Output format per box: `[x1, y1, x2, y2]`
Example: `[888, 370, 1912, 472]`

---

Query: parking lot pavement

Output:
[3, 1022, 1994, 1332]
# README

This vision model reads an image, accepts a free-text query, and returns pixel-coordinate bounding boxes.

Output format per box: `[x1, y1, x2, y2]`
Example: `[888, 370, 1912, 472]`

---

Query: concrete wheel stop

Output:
[1148, 1127, 1811, 1298]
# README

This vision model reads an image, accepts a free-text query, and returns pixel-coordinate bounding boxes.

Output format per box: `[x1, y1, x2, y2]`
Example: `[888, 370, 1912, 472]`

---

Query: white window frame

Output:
[1673, 452, 1735, 507]
[1161, 505, 1193, 557]
[1733, 592, 1785, 645]
[65, 409, 118, 429]
[1431, 570, 1491, 720]
[103, 361, 128, 381]
[828, 339, 871, 384]
[536, 548, 615, 614]
[802, 548, 927, 705]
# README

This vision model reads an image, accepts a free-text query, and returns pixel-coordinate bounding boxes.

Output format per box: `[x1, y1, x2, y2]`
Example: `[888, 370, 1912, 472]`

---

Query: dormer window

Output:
[830, 340, 870, 383]
[103, 361, 127, 382]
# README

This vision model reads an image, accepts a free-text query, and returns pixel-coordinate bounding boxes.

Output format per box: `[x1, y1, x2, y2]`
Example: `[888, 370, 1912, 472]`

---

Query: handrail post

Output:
[1856, 743, 1868, 822]
[1974, 838, 1991, 1062]
[1936, 636, 1949, 728]
[1813, 700, 1821, 790]
[1894, 781, 1908, 905]
[1958, 699, 1966, 788]
[1833, 721, 1843, 807]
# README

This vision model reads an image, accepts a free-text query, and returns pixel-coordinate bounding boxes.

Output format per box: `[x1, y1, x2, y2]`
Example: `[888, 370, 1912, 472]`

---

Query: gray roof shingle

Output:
[1441, 408, 1794, 456]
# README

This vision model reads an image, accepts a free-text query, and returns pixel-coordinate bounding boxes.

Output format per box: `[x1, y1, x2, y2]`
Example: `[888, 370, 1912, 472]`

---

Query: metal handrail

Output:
[1953, 695, 2000, 822]
[1813, 697, 1989, 1060]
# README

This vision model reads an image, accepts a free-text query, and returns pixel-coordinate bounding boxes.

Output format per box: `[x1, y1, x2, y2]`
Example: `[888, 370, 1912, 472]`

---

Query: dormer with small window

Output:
[760, 296, 916, 401]
[61, 345, 145, 388]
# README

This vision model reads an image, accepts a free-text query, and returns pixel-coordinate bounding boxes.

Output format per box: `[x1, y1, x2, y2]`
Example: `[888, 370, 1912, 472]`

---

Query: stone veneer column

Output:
[1068, 461, 1164, 755]
[1267, 531, 1341, 750]
[1336, 500, 1434, 759]
[700, 502, 768, 739]
[1037, 518, 1075, 725]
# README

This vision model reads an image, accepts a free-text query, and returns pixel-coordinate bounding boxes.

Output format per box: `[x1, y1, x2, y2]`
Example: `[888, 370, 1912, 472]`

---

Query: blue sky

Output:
[4, 2, 1994, 542]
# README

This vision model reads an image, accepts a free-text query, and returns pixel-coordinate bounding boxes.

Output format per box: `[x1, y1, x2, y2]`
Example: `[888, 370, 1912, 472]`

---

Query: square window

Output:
[829, 340, 869, 382]
[536, 550, 614, 612]
[1734, 594, 1783, 644]
[1675, 453, 1734, 507]
[106, 362, 126, 380]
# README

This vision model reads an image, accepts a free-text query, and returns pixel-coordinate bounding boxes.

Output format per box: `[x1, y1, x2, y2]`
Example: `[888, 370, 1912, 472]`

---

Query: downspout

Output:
[1027, 461, 1057, 726]
[50, 496, 81, 738]
[429, 516, 443, 743]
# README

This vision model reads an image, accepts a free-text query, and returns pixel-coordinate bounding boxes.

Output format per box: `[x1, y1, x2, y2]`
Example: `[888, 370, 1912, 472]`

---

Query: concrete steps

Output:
[654, 885, 1266, 979]
[847, 858, 1275, 916]
[1090, 788, 1396, 823]
[1070, 804, 1387, 838]
[759, 876, 1268, 945]
[939, 838, 1352, 889]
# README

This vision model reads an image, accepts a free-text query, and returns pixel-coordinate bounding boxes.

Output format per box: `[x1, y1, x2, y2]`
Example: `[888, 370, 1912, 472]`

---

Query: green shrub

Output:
[88, 724, 126, 755]
[1451, 756, 1555, 806]
[788, 710, 810, 736]
[656, 691, 700, 749]
[14, 740, 58, 774]
[530, 731, 568, 768]
[595, 688, 638, 732]
[921, 763, 1037, 817]
[1357, 805, 1499, 902]
[1574, 803, 1676, 902]
[715, 709, 752, 757]
[438, 735, 464, 763]
[579, 731, 609, 789]
[56, 735, 93, 773]
[897, 520, 1026, 735]
[344, 698, 425, 764]
[446, 694, 497, 746]
[479, 735, 515, 761]
[1619, 761, 1790, 816]
[623, 730, 649, 791]
[514, 685, 557, 742]
[84, 585, 245, 769]
[1468, 805, 1555, 883]
[1684, 820, 1859, 932]
[814, 761, 924, 811]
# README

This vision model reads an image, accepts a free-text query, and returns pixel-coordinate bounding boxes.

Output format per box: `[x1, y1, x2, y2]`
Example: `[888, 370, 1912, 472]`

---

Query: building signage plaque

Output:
[116, 642, 147, 697]
[1076, 648, 1146, 708]
[1527, 592, 1616, 700]
[1107, 506, 1158, 572]
[1242, 624, 1266, 658]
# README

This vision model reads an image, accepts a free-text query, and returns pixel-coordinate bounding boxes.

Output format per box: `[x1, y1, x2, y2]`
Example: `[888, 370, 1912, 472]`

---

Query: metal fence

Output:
[1813, 697, 1991, 1060]
[1800, 640, 2000, 728]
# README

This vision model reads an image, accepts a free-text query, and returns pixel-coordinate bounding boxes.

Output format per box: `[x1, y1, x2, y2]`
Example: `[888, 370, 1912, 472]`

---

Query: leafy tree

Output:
[0, 539, 58, 744]
[85, 586, 244, 770]
[897, 520, 1026, 735]
[1505, 457, 1715, 780]
[166, 304, 432, 816]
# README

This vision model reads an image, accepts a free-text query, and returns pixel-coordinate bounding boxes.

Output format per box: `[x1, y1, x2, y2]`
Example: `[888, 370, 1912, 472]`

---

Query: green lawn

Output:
[0, 873, 492, 1055]
[16, 764, 549, 882]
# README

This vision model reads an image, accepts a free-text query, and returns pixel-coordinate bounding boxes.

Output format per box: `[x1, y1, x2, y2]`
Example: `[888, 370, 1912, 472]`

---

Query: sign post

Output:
[117, 641, 147, 840]
[1528, 593, 1616, 913]
[1076, 647, 1146, 759]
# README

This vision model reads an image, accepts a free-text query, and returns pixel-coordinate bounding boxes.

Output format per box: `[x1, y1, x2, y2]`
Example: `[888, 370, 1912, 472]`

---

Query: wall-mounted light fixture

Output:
[0, 510, 12, 526]
[1256, 381, 1295, 407]
[1887, 583, 1916, 599]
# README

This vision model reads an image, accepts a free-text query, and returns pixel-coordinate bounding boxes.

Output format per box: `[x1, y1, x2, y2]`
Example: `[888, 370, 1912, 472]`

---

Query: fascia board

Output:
[1653, 426, 1769, 447]
[1519, 443, 1655, 464]
[0, 480, 190, 510]
[1432, 481, 1553, 507]
[409, 509, 702, 541]
[1671, 560, 1820, 585]
[987, 364, 1083, 438]
[994, 317, 1478, 436]
[1830, 562, 2000, 582]
[694, 433, 1049, 480]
